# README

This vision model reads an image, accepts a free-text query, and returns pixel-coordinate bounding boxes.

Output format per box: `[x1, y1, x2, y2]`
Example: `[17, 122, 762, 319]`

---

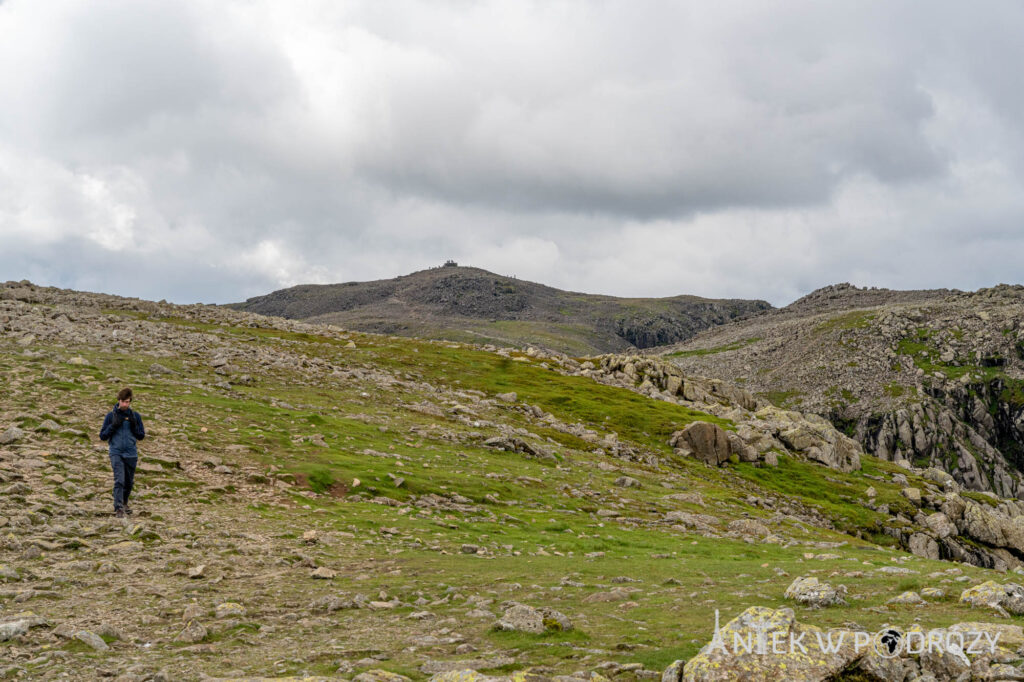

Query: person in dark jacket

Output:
[99, 387, 145, 518]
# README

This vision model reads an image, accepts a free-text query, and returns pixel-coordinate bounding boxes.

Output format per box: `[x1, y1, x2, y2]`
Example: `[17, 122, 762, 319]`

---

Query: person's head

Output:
[117, 387, 133, 409]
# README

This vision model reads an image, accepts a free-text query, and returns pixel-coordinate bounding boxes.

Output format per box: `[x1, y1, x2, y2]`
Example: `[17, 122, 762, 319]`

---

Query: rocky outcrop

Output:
[662, 283, 1024, 497]
[562, 354, 864, 473]
[859, 379, 1024, 498]
[870, 471, 1024, 570]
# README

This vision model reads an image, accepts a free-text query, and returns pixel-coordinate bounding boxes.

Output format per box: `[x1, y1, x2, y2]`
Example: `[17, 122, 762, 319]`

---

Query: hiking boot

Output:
[124, 507, 134, 516]
[115, 509, 126, 519]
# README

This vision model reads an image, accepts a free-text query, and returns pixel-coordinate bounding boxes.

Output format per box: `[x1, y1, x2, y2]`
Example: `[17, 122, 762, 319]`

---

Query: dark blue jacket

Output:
[99, 405, 145, 458]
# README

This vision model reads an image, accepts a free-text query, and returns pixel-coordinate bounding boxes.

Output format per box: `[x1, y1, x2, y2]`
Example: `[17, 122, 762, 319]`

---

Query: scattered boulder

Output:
[0, 620, 28, 642]
[312, 567, 337, 580]
[215, 602, 245, 619]
[73, 629, 109, 651]
[0, 426, 24, 445]
[887, 591, 925, 605]
[783, 576, 847, 607]
[494, 604, 573, 634]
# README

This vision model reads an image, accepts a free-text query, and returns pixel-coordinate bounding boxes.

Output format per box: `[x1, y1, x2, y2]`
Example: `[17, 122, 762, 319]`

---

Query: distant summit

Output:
[230, 266, 772, 354]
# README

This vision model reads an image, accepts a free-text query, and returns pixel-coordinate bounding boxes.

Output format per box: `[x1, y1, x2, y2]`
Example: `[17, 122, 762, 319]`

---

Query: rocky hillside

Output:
[659, 283, 1024, 499]
[230, 265, 771, 355]
[7, 280, 1024, 681]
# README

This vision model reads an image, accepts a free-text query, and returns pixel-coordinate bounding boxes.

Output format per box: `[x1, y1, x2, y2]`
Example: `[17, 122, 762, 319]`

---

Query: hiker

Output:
[99, 387, 146, 518]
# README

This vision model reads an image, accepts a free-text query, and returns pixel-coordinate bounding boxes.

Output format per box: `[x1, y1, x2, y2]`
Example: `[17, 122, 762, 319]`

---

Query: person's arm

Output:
[131, 412, 145, 441]
[99, 412, 113, 441]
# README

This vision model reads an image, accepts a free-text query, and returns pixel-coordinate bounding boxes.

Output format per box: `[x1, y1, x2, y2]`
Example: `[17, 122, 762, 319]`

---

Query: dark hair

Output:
[117, 387, 133, 402]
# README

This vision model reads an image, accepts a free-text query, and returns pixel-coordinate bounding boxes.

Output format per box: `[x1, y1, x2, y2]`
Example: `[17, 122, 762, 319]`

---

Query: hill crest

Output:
[230, 265, 772, 354]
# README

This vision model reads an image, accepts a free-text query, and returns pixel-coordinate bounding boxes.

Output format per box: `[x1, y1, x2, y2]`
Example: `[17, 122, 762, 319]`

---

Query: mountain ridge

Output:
[229, 265, 772, 355]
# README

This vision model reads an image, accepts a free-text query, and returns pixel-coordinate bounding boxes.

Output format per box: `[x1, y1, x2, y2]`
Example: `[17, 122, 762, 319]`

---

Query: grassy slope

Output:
[2, 302, 1019, 678]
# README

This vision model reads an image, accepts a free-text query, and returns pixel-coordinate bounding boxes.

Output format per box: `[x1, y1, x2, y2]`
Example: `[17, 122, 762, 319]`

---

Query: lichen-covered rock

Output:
[353, 671, 413, 682]
[494, 604, 573, 634]
[888, 591, 925, 605]
[428, 671, 499, 682]
[215, 602, 246, 619]
[960, 581, 1024, 616]
[682, 607, 860, 682]
[660, 660, 685, 682]
[949, 620, 1024, 649]
[783, 576, 847, 607]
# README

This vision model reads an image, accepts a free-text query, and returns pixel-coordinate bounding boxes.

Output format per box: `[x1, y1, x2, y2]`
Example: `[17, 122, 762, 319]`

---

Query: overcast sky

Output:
[1, 1, 1022, 306]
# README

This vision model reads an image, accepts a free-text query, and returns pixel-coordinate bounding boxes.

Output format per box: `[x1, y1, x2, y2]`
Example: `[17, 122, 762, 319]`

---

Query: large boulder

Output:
[907, 533, 940, 560]
[783, 577, 847, 607]
[924, 512, 957, 540]
[683, 607, 860, 682]
[960, 581, 1024, 616]
[0, 426, 24, 445]
[670, 422, 731, 466]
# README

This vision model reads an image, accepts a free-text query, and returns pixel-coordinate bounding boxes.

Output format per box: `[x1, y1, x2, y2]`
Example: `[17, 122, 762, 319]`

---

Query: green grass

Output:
[814, 310, 877, 335]
[884, 382, 908, 398]
[757, 390, 804, 408]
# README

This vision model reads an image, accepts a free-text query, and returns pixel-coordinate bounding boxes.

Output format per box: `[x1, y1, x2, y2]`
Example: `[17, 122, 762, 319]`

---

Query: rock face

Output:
[682, 607, 860, 682]
[662, 283, 1024, 498]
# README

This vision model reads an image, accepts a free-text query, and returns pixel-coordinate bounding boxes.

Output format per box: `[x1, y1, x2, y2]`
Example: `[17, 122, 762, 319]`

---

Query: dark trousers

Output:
[110, 453, 138, 510]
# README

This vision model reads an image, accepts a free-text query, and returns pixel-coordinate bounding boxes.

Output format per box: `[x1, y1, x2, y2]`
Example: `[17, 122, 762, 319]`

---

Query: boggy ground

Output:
[0, 283, 1021, 680]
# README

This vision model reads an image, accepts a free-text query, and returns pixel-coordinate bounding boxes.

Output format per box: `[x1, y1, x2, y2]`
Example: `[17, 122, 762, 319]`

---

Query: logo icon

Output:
[873, 629, 903, 659]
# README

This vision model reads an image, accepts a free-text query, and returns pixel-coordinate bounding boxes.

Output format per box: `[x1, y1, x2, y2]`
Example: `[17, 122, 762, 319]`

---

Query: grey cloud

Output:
[0, 0, 1022, 306]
